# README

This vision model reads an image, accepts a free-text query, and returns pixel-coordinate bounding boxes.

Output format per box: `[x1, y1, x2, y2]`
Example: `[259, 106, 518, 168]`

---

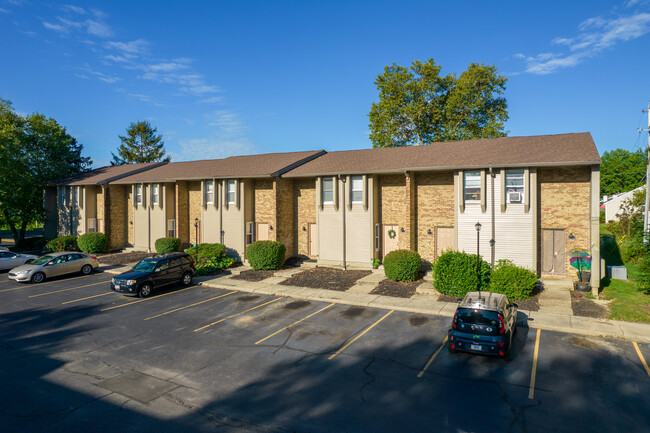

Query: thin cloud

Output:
[62, 5, 86, 14]
[105, 39, 149, 56]
[42, 14, 113, 38]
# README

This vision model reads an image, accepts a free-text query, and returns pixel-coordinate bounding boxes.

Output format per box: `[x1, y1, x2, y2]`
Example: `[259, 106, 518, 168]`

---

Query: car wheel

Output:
[139, 283, 152, 298]
[31, 272, 45, 284]
[181, 272, 193, 286]
[81, 264, 93, 275]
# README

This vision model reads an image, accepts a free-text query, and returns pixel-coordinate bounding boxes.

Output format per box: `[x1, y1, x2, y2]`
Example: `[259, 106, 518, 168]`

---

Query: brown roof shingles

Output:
[283, 133, 601, 177]
[51, 162, 167, 186]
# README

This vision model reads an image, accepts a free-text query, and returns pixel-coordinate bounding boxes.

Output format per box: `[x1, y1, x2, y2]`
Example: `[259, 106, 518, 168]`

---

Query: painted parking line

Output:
[100, 285, 200, 312]
[144, 290, 238, 321]
[194, 298, 281, 332]
[0, 274, 106, 292]
[62, 292, 114, 304]
[417, 336, 448, 378]
[29, 280, 108, 298]
[528, 328, 542, 399]
[255, 303, 335, 345]
[633, 341, 650, 378]
[328, 310, 394, 360]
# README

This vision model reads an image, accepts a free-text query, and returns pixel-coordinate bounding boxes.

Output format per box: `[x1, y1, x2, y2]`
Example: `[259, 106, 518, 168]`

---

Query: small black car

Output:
[111, 253, 195, 297]
[448, 291, 518, 359]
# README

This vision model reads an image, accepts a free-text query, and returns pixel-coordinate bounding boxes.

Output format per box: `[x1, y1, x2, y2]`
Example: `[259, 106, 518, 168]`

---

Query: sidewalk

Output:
[103, 264, 650, 344]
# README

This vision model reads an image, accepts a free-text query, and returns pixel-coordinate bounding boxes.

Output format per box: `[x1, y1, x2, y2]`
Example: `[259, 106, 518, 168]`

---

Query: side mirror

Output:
[512, 303, 519, 309]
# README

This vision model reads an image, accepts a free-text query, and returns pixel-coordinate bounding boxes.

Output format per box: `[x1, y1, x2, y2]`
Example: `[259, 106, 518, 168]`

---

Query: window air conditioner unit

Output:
[508, 192, 522, 203]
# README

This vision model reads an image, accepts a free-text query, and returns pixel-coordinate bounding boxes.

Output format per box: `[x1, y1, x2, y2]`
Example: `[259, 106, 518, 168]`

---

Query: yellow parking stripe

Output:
[528, 328, 542, 399]
[328, 310, 394, 360]
[194, 298, 281, 332]
[144, 291, 238, 320]
[417, 336, 448, 378]
[255, 303, 334, 345]
[100, 285, 200, 311]
[0, 274, 106, 292]
[62, 292, 113, 304]
[633, 342, 650, 378]
[29, 281, 108, 298]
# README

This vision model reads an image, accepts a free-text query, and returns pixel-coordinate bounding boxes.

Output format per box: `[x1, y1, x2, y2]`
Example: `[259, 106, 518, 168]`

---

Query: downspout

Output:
[339, 175, 347, 270]
[490, 167, 495, 267]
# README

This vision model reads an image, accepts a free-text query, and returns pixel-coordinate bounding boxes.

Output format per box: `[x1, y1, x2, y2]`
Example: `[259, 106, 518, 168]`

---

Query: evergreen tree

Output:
[111, 120, 170, 165]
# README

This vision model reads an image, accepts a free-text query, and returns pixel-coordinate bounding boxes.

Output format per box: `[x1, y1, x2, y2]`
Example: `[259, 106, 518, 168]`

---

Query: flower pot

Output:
[579, 271, 591, 283]
[575, 281, 590, 292]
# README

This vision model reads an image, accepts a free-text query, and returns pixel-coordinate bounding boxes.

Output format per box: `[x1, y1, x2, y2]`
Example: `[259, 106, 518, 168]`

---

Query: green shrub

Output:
[246, 241, 285, 270]
[184, 243, 226, 260]
[383, 249, 421, 282]
[638, 255, 650, 295]
[487, 259, 538, 300]
[154, 237, 181, 254]
[195, 256, 236, 276]
[78, 232, 108, 253]
[45, 235, 78, 252]
[433, 250, 489, 296]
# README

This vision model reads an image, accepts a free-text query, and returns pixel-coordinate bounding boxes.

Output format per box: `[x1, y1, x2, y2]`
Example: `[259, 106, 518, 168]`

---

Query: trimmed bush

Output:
[195, 256, 236, 276]
[246, 240, 285, 270]
[155, 237, 181, 254]
[487, 259, 538, 300]
[383, 249, 421, 282]
[45, 235, 78, 252]
[184, 243, 226, 260]
[78, 232, 108, 253]
[433, 250, 489, 296]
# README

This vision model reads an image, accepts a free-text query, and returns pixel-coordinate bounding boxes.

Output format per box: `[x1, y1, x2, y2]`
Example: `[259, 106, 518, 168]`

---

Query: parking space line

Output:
[255, 303, 334, 345]
[144, 290, 238, 321]
[194, 298, 281, 332]
[61, 292, 114, 304]
[417, 336, 448, 378]
[633, 341, 650, 378]
[100, 285, 200, 311]
[528, 328, 542, 399]
[0, 274, 108, 292]
[328, 310, 394, 360]
[28, 281, 108, 298]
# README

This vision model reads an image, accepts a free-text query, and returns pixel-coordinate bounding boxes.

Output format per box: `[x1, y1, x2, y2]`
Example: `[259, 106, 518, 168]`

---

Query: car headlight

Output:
[126, 280, 137, 285]
[111, 278, 116, 284]
[15, 270, 30, 275]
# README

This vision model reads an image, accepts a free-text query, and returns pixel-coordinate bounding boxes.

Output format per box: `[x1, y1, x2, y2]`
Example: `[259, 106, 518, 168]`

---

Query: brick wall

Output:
[293, 178, 316, 257]
[415, 171, 455, 263]
[96, 186, 105, 233]
[188, 181, 202, 244]
[538, 166, 591, 280]
[379, 174, 410, 250]
[107, 185, 126, 250]
[176, 181, 189, 245]
[254, 179, 275, 239]
[127, 188, 134, 247]
[275, 178, 294, 259]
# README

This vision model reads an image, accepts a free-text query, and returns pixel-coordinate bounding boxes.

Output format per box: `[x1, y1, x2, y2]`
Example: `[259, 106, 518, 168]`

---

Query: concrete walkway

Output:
[103, 264, 650, 344]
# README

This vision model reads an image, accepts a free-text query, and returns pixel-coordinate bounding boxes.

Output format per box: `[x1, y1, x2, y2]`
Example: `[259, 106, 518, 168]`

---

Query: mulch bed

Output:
[280, 267, 371, 291]
[370, 279, 421, 298]
[231, 269, 276, 282]
[97, 251, 155, 266]
[437, 287, 541, 312]
[571, 292, 610, 319]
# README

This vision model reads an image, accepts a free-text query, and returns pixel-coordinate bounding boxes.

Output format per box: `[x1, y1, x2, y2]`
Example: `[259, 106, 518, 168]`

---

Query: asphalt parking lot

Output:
[1, 271, 649, 433]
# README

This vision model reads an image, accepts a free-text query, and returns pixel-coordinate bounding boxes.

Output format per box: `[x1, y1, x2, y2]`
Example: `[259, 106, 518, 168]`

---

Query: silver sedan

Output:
[0, 251, 38, 270]
[9, 252, 99, 283]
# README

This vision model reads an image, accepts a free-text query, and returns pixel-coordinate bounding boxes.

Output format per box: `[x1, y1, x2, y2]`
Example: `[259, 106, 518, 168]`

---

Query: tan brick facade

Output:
[379, 174, 411, 250]
[254, 179, 275, 237]
[107, 185, 126, 251]
[188, 181, 202, 244]
[415, 171, 455, 263]
[127, 189, 134, 247]
[96, 186, 105, 233]
[293, 179, 316, 257]
[275, 178, 294, 259]
[176, 181, 190, 245]
[538, 166, 591, 280]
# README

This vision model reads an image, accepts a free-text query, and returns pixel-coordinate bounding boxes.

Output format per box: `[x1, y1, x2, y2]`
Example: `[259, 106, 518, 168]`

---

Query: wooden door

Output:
[257, 223, 269, 241]
[542, 229, 565, 273]
[436, 227, 454, 259]
[382, 224, 399, 259]
[308, 223, 318, 257]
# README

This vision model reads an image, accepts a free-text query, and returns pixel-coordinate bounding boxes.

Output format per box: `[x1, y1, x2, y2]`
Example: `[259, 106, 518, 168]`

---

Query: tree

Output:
[368, 59, 509, 147]
[111, 120, 170, 165]
[0, 98, 91, 246]
[600, 148, 646, 197]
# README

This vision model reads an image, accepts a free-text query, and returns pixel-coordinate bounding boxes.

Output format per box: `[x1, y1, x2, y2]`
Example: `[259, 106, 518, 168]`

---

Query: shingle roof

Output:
[50, 162, 167, 186]
[110, 150, 325, 184]
[283, 133, 600, 177]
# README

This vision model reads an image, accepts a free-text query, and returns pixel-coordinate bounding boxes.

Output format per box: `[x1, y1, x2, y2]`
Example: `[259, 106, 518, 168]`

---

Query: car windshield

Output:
[31, 255, 54, 265]
[132, 259, 158, 272]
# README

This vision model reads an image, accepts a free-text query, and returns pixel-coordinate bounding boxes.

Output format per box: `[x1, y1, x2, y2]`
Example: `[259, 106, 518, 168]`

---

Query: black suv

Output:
[111, 253, 195, 298]
[448, 291, 518, 359]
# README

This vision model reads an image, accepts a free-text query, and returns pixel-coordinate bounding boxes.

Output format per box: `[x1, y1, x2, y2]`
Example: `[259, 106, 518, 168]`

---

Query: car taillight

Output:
[91, 257, 97, 260]
[452, 310, 459, 329]
[498, 314, 506, 335]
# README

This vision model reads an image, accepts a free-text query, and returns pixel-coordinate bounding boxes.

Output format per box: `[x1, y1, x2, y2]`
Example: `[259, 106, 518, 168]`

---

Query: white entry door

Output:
[382, 224, 399, 259]
[257, 223, 269, 241]
[308, 223, 317, 257]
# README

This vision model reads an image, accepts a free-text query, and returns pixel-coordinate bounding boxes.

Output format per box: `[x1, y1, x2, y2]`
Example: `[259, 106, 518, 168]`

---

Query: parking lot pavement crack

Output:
[0, 390, 115, 420]
[360, 356, 376, 403]
[202, 408, 295, 432]
[497, 382, 541, 433]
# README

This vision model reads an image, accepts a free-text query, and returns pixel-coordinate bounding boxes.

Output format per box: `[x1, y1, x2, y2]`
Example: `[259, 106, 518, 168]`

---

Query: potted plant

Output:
[569, 249, 591, 291]
[372, 258, 381, 269]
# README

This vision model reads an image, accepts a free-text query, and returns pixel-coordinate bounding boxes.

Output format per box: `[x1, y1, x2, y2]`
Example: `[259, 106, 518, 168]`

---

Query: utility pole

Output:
[644, 102, 650, 242]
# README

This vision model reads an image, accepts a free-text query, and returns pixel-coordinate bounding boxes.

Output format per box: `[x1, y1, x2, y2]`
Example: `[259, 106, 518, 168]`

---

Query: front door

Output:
[542, 229, 565, 273]
[257, 223, 269, 241]
[382, 224, 399, 259]
[436, 227, 454, 259]
[308, 223, 317, 257]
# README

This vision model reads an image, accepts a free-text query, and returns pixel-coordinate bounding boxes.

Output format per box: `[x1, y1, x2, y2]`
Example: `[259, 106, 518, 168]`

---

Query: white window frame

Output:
[227, 180, 236, 204]
[505, 170, 525, 203]
[205, 181, 214, 205]
[322, 177, 334, 205]
[135, 184, 143, 205]
[151, 184, 159, 206]
[464, 171, 481, 203]
[351, 176, 363, 204]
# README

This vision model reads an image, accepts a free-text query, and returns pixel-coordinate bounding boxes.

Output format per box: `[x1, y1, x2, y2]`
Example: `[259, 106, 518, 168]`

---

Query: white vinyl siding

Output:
[205, 181, 214, 204]
[464, 171, 481, 202]
[322, 177, 334, 204]
[227, 180, 236, 204]
[351, 176, 363, 204]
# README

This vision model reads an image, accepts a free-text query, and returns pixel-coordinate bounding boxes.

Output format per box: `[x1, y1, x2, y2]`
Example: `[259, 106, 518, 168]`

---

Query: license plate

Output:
[470, 344, 482, 351]
[115, 285, 121, 290]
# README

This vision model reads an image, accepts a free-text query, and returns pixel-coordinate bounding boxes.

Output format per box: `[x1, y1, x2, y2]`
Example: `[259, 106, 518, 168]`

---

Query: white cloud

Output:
[86, 20, 112, 38]
[105, 39, 149, 56]
[62, 5, 86, 14]
[199, 96, 224, 104]
[0, 8, 9, 13]
[43, 21, 69, 33]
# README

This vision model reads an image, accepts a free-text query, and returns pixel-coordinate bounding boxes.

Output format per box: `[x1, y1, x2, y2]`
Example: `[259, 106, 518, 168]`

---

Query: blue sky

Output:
[1, 0, 650, 168]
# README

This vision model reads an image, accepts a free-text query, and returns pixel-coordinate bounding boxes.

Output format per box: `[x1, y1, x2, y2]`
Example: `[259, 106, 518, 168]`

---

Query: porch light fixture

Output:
[568, 233, 576, 240]
[427, 229, 433, 235]
[269, 225, 274, 231]
[400, 227, 406, 233]
[194, 218, 199, 247]
[302, 226, 307, 231]
[475, 222, 482, 296]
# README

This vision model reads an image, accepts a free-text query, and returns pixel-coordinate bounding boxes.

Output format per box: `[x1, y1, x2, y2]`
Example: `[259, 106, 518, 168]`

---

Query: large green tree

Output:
[600, 148, 647, 197]
[368, 59, 509, 147]
[111, 120, 170, 165]
[0, 98, 91, 246]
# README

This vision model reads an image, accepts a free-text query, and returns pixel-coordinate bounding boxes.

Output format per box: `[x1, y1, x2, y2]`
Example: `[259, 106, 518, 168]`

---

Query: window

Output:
[464, 171, 481, 202]
[246, 221, 254, 245]
[505, 170, 524, 203]
[227, 180, 236, 204]
[205, 181, 214, 204]
[151, 184, 159, 205]
[135, 185, 143, 205]
[351, 176, 363, 204]
[322, 177, 334, 204]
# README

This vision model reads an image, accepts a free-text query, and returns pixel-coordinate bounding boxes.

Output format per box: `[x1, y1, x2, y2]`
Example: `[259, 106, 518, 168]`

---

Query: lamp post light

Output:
[194, 218, 199, 247]
[475, 222, 482, 295]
